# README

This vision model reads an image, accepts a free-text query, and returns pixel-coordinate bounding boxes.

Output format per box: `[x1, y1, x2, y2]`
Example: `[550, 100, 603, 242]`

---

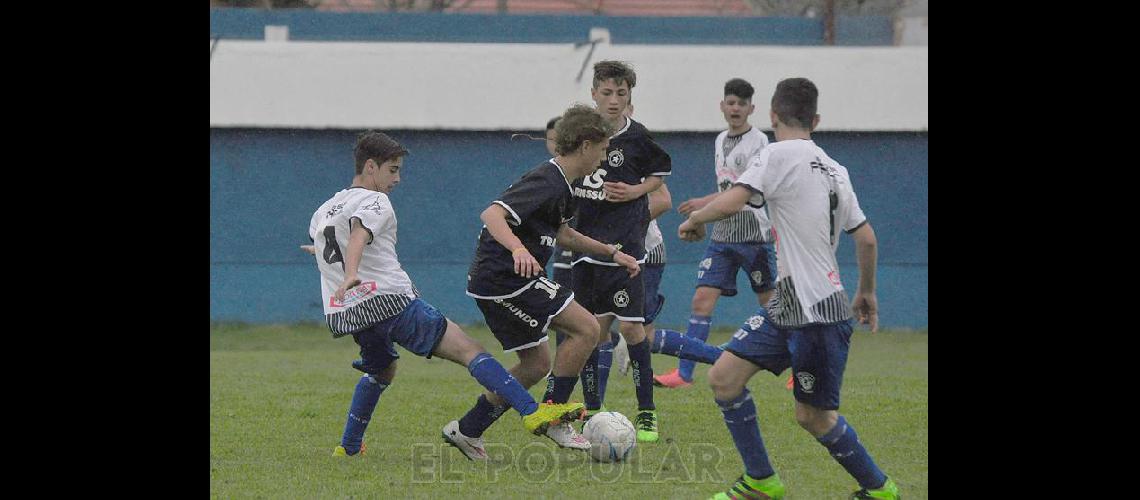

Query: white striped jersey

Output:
[644, 219, 666, 264]
[735, 139, 867, 328]
[711, 127, 771, 243]
[309, 187, 419, 337]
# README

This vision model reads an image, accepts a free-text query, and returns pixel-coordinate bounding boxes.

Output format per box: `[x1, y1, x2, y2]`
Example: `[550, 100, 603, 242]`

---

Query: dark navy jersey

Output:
[467, 159, 576, 297]
[570, 117, 671, 265]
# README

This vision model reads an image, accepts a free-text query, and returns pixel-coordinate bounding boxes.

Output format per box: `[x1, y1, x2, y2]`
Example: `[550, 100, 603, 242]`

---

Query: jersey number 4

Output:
[322, 226, 346, 270]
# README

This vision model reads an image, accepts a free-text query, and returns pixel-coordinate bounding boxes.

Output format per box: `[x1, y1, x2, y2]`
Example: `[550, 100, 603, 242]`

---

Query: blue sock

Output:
[341, 374, 390, 454]
[716, 389, 775, 480]
[627, 339, 655, 410]
[543, 375, 579, 404]
[652, 329, 723, 364]
[581, 347, 601, 410]
[595, 341, 614, 407]
[817, 416, 888, 490]
[467, 353, 538, 416]
[610, 330, 621, 345]
[555, 331, 566, 346]
[678, 314, 711, 381]
[457, 394, 510, 438]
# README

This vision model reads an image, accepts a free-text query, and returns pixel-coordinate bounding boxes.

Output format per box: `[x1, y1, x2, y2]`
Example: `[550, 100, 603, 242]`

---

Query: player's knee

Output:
[691, 288, 718, 315]
[794, 405, 837, 436]
[620, 322, 645, 343]
[376, 360, 397, 384]
[707, 364, 741, 399]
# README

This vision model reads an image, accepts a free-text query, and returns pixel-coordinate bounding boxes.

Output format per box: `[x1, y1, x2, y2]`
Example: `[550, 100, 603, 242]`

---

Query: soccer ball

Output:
[581, 411, 637, 462]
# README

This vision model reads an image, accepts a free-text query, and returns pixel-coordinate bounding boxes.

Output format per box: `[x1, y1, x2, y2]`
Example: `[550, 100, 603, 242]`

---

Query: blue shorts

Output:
[642, 263, 666, 324]
[349, 298, 448, 375]
[571, 263, 645, 322]
[696, 241, 777, 297]
[474, 277, 576, 353]
[722, 310, 853, 410]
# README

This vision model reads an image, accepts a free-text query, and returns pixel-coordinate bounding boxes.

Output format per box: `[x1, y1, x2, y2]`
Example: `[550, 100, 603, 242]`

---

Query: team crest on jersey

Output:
[751, 271, 764, 285]
[362, 198, 385, 215]
[614, 290, 630, 308]
[608, 149, 625, 168]
[795, 371, 816, 393]
[746, 315, 765, 330]
[735, 156, 744, 167]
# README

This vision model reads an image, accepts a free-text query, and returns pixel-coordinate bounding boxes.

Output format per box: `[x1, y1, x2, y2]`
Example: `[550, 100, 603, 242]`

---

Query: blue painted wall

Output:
[210, 8, 894, 46]
[210, 129, 927, 329]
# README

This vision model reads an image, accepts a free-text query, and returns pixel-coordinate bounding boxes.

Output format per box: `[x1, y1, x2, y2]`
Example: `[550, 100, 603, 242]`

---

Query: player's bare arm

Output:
[677, 191, 720, 215]
[480, 203, 541, 279]
[850, 222, 879, 333]
[647, 182, 672, 220]
[678, 185, 751, 241]
[603, 175, 663, 203]
[300, 244, 316, 255]
[334, 218, 369, 301]
[555, 224, 641, 278]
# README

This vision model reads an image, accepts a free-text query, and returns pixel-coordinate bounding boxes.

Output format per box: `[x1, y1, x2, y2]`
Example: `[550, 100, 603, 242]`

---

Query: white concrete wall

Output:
[210, 38, 927, 131]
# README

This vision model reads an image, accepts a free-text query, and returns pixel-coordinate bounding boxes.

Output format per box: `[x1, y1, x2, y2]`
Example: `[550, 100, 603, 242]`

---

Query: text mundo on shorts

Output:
[410, 441, 726, 484]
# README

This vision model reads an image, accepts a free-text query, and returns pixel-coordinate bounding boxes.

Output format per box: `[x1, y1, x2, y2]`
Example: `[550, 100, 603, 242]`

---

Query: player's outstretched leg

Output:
[448, 345, 554, 460]
[650, 328, 725, 389]
[431, 320, 583, 437]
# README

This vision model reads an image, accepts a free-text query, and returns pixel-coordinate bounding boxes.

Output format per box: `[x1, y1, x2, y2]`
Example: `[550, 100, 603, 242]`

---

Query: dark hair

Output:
[724, 78, 754, 101]
[771, 77, 818, 129]
[592, 60, 636, 90]
[354, 131, 408, 175]
[554, 104, 613, 155]
[546, 116, 561, 131]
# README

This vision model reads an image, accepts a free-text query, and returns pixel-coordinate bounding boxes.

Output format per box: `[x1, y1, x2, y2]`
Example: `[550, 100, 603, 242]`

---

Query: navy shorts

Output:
[696, 241, 777, 297]
[722, 309, 854, 410]
[571, 263, 645, 322]
[474, 276, 575, 353]
[350, 298, 448, 375]
[642, 263, 666, 324]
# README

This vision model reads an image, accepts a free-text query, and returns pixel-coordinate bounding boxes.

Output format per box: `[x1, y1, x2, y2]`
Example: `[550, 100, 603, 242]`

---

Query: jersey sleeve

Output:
[750, 132, 770, 156]
[643, 139, 672, 177]
[735, 148, 773, 208]
[493, 170, 553, 227]
[838, 170, 868, 233]
[351, 193, 394, 244]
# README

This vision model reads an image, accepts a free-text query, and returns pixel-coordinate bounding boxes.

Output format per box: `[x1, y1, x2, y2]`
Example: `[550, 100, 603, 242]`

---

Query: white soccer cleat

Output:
[442, 420, 488, 460]
[544, 421, 591, 450]
[614, 334, 631, 376]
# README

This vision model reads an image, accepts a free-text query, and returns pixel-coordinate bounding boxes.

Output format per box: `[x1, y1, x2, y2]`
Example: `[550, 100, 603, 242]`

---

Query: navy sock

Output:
[341, 374, 390, 454]
[627, 339, 655, 410]
[652, 329, 723, 364]
[581, 347, 602, 410]
[543, 375, 579, 404]
[817, 416, 887, 490]
[555, 331, 566, 346]
[595, 341, 614, 407]
[678, 314, 711, 381]
[715, 389, 775, 480]
[610, 330, 621, 344]
[467, 352, 538, 416]
[457, 394, 509, 438]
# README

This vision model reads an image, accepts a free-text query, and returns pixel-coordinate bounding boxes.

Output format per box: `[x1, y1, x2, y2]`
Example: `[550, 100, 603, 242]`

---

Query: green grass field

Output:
[210, 323, 927, 499]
